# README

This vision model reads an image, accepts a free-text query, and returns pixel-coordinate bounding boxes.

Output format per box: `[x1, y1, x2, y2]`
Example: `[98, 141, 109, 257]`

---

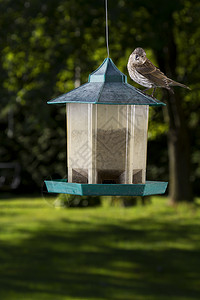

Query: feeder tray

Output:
[45, 180, 168, 196]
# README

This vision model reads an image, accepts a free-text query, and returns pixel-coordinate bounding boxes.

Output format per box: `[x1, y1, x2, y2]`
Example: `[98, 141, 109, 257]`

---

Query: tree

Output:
[0, 0, 200, 201]
[0, 0, 107, 190]
[108, 0, 200, 202]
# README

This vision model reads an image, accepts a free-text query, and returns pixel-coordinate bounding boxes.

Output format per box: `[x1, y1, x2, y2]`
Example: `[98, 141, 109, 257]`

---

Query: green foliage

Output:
[55, 193, 101, 208]
[0, 0, 200, 194]
[0, 196, 200, 299]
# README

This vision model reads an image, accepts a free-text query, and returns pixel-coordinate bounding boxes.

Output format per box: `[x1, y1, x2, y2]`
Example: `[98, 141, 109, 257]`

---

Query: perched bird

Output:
[127, 47, 190, 96]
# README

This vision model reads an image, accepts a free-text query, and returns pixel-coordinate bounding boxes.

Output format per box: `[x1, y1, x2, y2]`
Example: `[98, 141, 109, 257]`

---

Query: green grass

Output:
[0, 196, 200, 300]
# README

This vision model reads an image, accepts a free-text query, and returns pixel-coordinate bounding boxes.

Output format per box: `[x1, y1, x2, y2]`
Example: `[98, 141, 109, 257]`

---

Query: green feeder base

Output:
[44, 179, 168, 196]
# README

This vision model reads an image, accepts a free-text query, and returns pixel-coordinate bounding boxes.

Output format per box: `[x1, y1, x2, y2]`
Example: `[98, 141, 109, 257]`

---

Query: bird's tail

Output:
[170, 80, 191, 90]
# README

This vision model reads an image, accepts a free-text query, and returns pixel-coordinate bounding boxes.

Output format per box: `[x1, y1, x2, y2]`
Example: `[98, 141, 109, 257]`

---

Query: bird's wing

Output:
[136, 59, 169, 88]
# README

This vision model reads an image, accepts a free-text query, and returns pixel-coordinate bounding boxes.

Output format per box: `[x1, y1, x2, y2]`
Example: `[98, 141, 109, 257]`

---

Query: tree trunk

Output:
[166, 92, 193, 203]
[155, 31, 193, 203]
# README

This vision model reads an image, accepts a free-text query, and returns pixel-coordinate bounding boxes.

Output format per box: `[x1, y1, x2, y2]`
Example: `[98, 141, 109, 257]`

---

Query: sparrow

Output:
[127, 47, 190, 96]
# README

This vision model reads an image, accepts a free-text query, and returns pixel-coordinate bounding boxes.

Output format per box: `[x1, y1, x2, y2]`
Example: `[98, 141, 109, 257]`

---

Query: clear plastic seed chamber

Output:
[67, 103, 148, 185]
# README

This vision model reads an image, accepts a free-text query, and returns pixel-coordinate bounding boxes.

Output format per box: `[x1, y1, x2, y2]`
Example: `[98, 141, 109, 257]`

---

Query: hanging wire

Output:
[105, 0, 110, 57]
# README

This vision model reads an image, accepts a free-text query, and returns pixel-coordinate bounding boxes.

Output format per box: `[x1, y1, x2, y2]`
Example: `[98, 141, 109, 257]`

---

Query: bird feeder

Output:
[45, 58, 168, 196]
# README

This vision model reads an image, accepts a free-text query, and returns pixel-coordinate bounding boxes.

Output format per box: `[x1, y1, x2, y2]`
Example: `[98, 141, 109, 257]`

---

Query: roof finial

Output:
[105, 0, 110, 58]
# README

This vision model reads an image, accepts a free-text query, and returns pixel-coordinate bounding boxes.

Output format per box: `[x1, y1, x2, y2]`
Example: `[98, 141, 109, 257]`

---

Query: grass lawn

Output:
[0, 196, 200, 300]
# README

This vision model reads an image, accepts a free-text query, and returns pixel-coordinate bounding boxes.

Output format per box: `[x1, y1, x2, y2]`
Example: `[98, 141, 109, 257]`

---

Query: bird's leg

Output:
[143, 87, 151, 92]
[151, 87, 156, 97]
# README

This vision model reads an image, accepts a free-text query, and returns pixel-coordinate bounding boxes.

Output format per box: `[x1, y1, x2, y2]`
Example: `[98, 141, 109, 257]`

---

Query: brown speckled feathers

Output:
[127, 48, 190, 96]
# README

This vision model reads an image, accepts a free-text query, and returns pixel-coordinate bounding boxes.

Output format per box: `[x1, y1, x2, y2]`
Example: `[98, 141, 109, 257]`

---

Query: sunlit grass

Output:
[0, 196, 200, 300]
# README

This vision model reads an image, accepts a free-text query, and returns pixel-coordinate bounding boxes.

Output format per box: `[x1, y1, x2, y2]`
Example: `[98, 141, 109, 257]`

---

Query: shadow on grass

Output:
[0, 217, 200, 300]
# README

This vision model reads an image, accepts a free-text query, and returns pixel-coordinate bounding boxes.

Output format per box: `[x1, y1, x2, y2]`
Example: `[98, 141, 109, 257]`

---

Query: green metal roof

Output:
[47, 58, 165, 106]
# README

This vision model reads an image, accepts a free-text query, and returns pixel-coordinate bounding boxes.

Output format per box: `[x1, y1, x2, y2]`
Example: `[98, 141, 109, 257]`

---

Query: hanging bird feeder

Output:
[44, 58, 168, 196]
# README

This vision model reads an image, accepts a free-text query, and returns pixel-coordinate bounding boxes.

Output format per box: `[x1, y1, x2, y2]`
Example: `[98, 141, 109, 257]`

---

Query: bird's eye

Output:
[135, 54, 139, 59]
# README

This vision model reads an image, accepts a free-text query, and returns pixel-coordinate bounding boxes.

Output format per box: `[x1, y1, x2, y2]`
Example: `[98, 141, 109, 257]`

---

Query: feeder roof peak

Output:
[89, 58, 127, 83]
[47, 58, 165, 106]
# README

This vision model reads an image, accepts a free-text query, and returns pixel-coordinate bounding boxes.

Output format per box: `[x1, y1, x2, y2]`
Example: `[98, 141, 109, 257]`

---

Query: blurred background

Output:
[0, 0, 200, 202]
[1, 1, 200, 299]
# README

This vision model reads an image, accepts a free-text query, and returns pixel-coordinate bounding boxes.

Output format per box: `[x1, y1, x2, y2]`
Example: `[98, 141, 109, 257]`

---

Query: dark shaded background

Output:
[0, 0, 199, 200]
